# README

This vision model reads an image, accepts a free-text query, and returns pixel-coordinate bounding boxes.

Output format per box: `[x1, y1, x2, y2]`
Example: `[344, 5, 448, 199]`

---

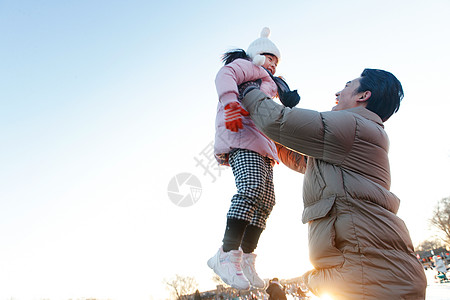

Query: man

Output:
[239, 69, 427, 299]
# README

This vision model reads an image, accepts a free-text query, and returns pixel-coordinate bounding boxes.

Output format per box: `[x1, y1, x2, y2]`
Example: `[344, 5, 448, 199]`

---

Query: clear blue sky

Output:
[1, 0, 450, 299]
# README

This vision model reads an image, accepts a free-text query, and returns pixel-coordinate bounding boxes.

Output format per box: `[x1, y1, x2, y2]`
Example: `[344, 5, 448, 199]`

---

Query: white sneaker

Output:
[207, 247, 250, 290]
[241, 252, 265, 288]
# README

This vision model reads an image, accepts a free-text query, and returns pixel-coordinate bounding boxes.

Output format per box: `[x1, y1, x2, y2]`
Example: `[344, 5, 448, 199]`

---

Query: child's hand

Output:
[224, 102, 249, 132]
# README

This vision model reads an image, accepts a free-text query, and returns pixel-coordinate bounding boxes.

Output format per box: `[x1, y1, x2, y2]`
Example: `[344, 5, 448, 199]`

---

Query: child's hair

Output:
[222, 49, 250, 65]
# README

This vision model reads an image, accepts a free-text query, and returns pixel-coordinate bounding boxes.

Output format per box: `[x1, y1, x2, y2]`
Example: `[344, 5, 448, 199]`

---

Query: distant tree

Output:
[430, 196, 450, 246]
[164, 274, 199, 300]
[416, 239, 446, 251]
[212, 274, 225, 286]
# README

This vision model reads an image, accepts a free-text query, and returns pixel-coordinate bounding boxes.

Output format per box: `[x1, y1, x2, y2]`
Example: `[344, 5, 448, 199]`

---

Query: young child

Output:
[207, 27, 299, 290]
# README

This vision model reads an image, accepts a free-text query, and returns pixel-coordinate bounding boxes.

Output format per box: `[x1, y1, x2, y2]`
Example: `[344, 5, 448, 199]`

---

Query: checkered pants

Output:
[227, 149, 275, 229]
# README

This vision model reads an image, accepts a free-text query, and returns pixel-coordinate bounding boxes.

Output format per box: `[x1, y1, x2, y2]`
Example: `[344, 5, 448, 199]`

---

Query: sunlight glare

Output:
[310, 293, 334, 300]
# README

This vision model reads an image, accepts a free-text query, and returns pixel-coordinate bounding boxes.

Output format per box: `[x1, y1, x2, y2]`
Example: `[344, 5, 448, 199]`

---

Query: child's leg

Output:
[241, 225, 264, 253]
[224, 149, 270, 251]
[241, 156, 275, 253]
[239, 159, 273, 288]
[222, 218, 249, 252]
[208, 149, 269, 290]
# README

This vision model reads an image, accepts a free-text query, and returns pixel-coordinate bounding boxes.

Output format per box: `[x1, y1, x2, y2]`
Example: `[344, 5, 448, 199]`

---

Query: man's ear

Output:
[357, 91, 371, 102]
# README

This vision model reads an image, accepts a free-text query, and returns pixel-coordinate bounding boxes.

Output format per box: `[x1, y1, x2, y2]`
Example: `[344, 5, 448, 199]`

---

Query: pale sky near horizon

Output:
[1, 1, 450, 299]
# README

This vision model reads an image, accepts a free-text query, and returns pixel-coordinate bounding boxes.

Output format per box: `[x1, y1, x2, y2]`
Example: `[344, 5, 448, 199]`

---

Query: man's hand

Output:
[238, 79, 262, 100]
[224, 102, 249, 132]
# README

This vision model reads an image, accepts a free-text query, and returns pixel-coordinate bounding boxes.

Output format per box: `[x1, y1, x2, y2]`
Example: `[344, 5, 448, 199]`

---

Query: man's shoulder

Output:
[322, 107, 383, 127]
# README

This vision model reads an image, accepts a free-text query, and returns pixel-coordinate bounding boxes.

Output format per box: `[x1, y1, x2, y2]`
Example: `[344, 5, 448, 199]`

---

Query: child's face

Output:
[262, 54, 278, 75]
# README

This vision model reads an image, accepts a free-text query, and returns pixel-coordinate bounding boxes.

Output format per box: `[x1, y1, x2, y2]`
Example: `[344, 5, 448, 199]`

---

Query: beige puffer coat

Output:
[241, 90, 427, 299]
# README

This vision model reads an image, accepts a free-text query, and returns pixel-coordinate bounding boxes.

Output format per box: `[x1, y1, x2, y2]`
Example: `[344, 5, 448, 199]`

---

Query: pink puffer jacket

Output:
[214, 58, 279, 165]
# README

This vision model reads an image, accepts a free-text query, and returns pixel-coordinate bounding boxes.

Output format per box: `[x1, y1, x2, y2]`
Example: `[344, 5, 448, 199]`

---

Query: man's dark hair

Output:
[357, 68, 404, 122]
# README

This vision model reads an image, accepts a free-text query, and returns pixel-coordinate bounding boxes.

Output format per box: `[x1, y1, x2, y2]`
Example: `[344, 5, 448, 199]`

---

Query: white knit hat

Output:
[247, 27, 281, 66]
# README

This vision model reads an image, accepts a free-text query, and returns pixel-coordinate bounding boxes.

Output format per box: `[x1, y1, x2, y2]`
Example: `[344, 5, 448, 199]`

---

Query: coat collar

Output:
[346, 107, 384, 128]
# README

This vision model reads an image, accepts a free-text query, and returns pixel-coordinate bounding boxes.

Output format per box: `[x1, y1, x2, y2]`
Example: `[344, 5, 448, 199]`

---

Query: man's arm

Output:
[276, 143, 307, 174]
[241, 89, 326, 158]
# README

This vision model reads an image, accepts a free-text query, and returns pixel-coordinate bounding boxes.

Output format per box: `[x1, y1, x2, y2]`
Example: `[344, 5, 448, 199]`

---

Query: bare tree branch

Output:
[212, 274, 225, 285]
[416, 239, 445, 251]
[430, 196, 450, 246]
[164, 274, 199, 300]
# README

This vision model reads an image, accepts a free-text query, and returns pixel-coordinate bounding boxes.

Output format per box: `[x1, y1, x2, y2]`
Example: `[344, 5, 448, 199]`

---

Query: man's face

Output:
[332, 77, 363, 111]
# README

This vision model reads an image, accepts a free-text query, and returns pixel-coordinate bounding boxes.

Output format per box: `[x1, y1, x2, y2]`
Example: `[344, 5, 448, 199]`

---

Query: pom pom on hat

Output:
[247, 27, 281, 64]
[260, 27, 271, 38]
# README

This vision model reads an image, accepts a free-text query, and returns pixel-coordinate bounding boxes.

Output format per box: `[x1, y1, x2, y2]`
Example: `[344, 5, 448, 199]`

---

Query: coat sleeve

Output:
[241, 89, 357, 164]
[241, 89, 358, 164]
[241, 89, 326, 158]
[215, 59, 274, 107]
[276, 143, 307, 174]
